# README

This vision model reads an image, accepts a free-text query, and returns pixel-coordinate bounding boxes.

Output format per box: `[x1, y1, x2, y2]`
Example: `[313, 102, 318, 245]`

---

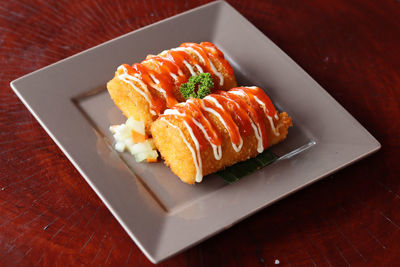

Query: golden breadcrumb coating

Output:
[151, 112, 292, 184]
[107, 44, 237, 133]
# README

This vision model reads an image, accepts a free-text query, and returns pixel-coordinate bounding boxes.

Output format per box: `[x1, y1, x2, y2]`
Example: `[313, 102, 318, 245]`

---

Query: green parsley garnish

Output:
[180, 73, 214, 99]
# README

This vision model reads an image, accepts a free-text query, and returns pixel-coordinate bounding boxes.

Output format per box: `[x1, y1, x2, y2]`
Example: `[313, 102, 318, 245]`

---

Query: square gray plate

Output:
[10, 1, 380, 263]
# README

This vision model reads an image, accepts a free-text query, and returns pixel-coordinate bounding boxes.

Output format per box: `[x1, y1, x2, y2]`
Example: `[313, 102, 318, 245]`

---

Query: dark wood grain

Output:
[1, 0, 399, 266]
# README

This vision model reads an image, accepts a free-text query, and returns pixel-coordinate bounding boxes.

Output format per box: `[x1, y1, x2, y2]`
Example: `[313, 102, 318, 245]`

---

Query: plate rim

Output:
[10, 0, 381, 263]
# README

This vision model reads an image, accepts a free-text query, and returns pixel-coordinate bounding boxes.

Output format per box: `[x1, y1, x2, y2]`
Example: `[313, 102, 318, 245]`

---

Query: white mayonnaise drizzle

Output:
[193, 119, 222, 160]
[218, 94, 264, 153]
[194, 64, 204, 73]
[244, 87, 280, 136]
[204, 95, 224, 110]
[150, 74, 159, 84]
[168, 47, 224, 86]
[161, 86, 282, 182]
[161, 118, 203, 183]
[186, 99, 222, 160]
[203, 96, 243, 152]
[251, 121, 264, 153]
[181, 119, 203, 183]
[161, 48, 199, 76]
[228, 90, 267, 152]
[158, 51, 185, 77]
[144, 58, 172, 79]
[170, 73, 178, 81]
[117, 65, 157, 115]
[164, 107, 222, 161]
[253, 95, 279, 136]
[183, 60, 196, 76]
[208, 59, 224, 86]
[173, 47, 205, 64]
[179, 46, 224, 86]
[148, 73, 167, 98]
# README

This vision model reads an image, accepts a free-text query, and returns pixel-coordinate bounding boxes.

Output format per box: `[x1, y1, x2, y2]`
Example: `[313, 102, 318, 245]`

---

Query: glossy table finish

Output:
[1, 0, 399, 266]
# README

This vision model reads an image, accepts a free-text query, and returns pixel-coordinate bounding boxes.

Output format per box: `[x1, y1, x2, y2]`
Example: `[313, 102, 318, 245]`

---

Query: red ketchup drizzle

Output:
[232, 87, 277, 117]
[167, 97, 224, 150]
[218, 91, 253, 136]
[162, 50, 202, 76]
[179, 43, 218, 85]
[161, 87, 278, 155]
[180, 43, 210, 67]
[144, 56, 187, 86]
[170, 104, 209, 150]
[133, 63, 179, 109]
[230, 87, 273, 149]
[120, 64, 162, 114]
[119, 42, 232, 116]
[199, 42, 234, 76]
[188, 98, 222, 146]
[203, 95, 242, 147]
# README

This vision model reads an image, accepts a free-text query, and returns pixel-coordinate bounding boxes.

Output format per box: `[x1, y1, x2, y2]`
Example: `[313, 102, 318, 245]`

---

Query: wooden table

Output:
[1, 0, 399, 266]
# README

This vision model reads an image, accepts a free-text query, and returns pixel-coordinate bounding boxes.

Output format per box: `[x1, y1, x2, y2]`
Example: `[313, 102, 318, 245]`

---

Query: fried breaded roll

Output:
[107, 42, 237, 132]
[151, 87, 293, 184]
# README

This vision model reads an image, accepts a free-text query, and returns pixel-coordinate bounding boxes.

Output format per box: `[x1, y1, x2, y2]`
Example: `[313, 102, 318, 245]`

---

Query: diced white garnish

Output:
[127, 140, 153, 155]
[126, 117, 145, 135]
[115, 142, 125, 152]
[146, 150, 158, 159]
[148, 139, 156, 149]
[109, 117, 158, 163]
[124, 138, 134, 148]
[134, 150, 159, 162]
[134, 152, 149, 162]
